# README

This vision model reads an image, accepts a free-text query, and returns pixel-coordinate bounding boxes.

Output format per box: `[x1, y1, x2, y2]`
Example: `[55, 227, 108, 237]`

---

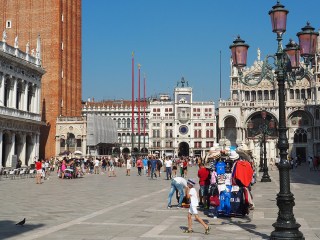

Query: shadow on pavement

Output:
[226, 217, 270, 240]
[0, 220, 44, 240]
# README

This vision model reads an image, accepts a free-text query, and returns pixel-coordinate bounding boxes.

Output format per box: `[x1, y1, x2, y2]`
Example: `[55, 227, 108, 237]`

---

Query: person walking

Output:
[197, 163, 210, 208]
[94, 158, 100, 174]
[167, 176, 188, 208]
[136, 157, 143, 176]
[35, 159, 42, 184]
[150, 156, 158, 179]
[183, 179, 210, 235]
[143, 156, 148, 175]
[126, 156, 132, 176]
[108, 158, 116, 177]
[165, 157, 173, 180]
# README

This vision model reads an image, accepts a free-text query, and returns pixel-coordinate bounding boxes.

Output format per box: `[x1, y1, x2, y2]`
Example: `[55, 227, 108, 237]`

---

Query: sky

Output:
[82, 0, 320, 104]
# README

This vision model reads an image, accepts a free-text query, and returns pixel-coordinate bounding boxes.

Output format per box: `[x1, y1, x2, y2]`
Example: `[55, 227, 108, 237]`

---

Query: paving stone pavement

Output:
[0, 164, 319, 240]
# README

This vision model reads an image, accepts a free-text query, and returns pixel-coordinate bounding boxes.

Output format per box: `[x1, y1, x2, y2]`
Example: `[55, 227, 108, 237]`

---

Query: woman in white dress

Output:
[126, 157, 132, 176]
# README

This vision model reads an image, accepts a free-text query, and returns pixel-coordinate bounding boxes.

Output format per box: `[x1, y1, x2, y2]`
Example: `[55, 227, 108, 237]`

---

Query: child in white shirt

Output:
[184, 179, 210, 235]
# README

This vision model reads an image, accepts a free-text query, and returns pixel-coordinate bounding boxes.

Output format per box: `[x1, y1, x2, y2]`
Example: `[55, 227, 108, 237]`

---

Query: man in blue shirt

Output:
[150, 155, 158, 179]
[142, 156, 148, 175]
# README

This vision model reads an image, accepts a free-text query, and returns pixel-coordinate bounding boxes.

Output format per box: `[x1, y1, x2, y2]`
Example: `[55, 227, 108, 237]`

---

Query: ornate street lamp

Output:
[230, 1, 318, 239]
[260, 110, 273, 182]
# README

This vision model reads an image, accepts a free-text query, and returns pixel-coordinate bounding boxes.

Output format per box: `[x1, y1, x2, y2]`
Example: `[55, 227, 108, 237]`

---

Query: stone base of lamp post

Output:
[261, 175, 271, 182]
[261, 167, 271, 182]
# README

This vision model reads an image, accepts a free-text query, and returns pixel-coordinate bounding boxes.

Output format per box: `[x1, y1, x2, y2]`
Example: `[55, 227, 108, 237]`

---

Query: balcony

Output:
[0, 106, 41, 122]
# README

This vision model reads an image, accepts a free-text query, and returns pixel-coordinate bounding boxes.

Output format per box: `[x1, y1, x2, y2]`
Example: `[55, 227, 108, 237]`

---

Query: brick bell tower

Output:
[0, 0, 82, 159]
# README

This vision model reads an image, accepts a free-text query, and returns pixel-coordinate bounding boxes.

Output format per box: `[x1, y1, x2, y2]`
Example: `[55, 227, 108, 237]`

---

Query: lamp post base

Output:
[261, 175, 272, 182]
[261, 167, 271, 182]
[270, 223, 304, 240]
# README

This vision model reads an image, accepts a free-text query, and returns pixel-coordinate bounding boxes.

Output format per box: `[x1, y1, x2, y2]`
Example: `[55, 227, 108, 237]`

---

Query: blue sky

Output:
[82, 0, 319, 104]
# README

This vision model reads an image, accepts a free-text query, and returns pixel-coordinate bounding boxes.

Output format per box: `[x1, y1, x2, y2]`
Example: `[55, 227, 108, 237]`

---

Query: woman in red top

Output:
[35, 160, 42, 184]
[183, 159, 188, 178]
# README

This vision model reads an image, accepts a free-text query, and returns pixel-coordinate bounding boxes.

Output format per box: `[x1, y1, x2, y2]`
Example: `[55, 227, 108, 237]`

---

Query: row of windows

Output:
[151, 129, 214, 138]
[193, 108, 213, 112]
[152, 141, 214, 148]
[244, 90, 276, 101]
[117, 118, 148, 129]
[289, 89, 311, 100]
[119, 136, 149, 143]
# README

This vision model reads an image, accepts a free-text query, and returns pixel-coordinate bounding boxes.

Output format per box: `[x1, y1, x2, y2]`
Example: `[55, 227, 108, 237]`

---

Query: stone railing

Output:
[57, 116, 85, 122]
[0, 106, 41, 121]
[0, 42, 39, 66]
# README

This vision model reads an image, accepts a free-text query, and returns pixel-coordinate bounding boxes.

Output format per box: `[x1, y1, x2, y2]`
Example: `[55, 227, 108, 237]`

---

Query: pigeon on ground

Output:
[16, 218, 26, 226]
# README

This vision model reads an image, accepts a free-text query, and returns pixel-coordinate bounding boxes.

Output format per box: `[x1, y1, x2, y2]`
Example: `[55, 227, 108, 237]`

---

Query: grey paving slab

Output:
[0, 164, 319, 240]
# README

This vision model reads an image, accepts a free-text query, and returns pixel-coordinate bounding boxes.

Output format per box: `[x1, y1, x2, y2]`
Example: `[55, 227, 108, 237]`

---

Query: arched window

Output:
[117, 118, 121, 128]
[293, 128, 307, 143]
[127, 118, 130, 128]
[194, 130, 198, 138]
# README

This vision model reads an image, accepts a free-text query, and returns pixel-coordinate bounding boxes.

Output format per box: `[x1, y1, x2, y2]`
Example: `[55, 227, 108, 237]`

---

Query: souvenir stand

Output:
[214, 147, 254, 217]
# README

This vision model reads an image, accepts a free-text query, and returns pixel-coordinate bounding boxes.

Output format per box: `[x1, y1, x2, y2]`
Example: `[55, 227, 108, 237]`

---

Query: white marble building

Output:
[82, 99, 150, 156]
[0, 32, 45, 167]
[218, 33, 320, 166]
[149, 77, 216, 158]
[81, 77, 216, 158]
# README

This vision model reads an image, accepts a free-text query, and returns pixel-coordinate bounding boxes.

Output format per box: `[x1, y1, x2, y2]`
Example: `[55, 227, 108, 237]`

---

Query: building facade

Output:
[0, 0, 82, 159]
[219, 35, 320, 165]
[81, 78, 216, 158]
[82, 99, 150, 156]
[149, 77, 216, 158]
[0, 36, 45, 167]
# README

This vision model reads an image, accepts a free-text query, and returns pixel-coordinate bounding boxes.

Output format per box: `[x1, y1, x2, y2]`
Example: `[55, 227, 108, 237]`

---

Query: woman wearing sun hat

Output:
[183, 178, 210, 235]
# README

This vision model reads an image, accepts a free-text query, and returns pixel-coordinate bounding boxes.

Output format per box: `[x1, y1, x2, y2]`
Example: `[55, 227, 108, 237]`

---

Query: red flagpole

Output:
[144, 75, 146, 136]
[143, 74, 146, 150]
[138, 64, 141, 152]
[138, 64, 141, 135]
[131, 52, 134, 153]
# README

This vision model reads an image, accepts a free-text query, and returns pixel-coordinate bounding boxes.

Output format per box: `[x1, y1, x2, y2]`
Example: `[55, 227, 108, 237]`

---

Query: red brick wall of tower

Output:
[0, 0, 82, 159]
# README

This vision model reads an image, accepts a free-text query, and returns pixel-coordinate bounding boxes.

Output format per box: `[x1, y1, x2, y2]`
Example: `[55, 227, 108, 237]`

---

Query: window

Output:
[289, 89, 294, 99]
[293, 128, 307, 143]
[77, 139, 82, 147]
[6, 20, 11, 29]
[295, 89, 300, 99]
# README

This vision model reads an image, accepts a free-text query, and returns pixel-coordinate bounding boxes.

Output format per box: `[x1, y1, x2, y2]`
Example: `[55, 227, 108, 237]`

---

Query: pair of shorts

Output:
[199, 185, 208, 196]
[37, 169, 42, 174]
[109, 166, 114, 171]
[189, 206, 198, 215]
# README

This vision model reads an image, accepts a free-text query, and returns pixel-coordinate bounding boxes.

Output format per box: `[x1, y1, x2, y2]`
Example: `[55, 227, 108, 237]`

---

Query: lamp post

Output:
[247, 111, 275, 179]
[230, 1, 318, 239]
[260, 110, 274, 182]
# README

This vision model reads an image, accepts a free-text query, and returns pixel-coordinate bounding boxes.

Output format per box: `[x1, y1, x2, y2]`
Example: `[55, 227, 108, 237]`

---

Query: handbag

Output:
[209, 195, 220, 206]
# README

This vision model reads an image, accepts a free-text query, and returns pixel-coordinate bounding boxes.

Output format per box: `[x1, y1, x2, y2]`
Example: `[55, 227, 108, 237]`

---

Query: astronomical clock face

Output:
[179, 125, 188, 135]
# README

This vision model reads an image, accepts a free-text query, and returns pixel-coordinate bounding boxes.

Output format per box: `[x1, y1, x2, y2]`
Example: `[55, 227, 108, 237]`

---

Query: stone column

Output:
[0, 131, 3, 167]
[35, 134, 40, 158]
[0, 73, 4, 106]
[20, 134, 27, 166]
[55, 136, 61, 156]
[24, 83, 29, 111]
[12, 78, 17, 109]
[8, 132, 15, 167]
[82, 137, 87, 157]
